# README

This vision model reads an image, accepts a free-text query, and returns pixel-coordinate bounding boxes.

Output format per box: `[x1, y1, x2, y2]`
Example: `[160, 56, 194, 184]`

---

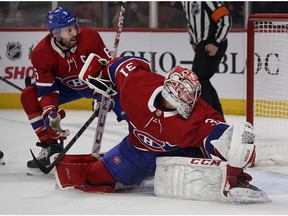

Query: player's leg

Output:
[20, 85, 63, 168]
[21, 82, 89, 169]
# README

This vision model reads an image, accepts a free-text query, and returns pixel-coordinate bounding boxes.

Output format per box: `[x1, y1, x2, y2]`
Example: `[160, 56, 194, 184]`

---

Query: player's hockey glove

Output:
[43, 106, 70, 140]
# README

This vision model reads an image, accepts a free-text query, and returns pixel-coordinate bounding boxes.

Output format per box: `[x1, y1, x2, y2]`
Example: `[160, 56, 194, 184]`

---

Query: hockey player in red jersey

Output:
[54, 54, 270, 203]
[20, 7, 125, 170]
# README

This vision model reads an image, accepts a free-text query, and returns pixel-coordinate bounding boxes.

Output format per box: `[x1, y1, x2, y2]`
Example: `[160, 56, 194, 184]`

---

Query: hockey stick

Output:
[30, 108, 99, 174]
[91, 2, 126, 153]
[0, 76, 24, 91]
[0, 76, 31, 91]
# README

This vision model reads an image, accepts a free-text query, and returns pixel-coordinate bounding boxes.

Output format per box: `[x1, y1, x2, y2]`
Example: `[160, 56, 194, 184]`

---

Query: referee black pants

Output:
[192, 40, 227, 117]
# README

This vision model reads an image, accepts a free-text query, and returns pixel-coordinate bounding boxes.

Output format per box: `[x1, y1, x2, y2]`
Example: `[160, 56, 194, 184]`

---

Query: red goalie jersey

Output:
[101, 56, 225, 152]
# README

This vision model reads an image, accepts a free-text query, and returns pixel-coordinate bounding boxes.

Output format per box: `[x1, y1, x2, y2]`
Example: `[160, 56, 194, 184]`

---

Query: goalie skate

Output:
[222, 165, 271, 203]
[227, 186, 271, 203]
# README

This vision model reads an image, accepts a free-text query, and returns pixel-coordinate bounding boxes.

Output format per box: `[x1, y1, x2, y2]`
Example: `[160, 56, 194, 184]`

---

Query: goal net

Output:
[247, 14, 288, 166]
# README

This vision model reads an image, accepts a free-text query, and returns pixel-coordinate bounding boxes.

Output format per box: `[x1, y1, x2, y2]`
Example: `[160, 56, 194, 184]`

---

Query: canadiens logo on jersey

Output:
[61, 75, 88, 90]
[133, 128, 178, 152]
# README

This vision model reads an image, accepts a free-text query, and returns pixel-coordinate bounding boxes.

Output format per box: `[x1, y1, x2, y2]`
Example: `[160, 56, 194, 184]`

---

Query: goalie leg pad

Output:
[54, 154, 98, 190]
[154, 157, 271, 203]
[154, 156, 229, 202]
[54, 154, 116, 193]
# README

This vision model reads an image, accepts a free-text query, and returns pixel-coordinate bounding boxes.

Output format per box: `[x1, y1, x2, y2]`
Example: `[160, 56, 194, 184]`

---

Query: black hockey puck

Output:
[0, 151, 3, 159]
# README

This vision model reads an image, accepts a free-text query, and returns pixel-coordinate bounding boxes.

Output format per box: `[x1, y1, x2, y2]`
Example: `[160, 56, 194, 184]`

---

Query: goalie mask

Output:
[162, 66, 201, 119]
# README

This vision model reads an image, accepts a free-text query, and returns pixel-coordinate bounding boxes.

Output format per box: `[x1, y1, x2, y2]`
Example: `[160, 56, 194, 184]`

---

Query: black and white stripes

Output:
[182, 1, 232, 46]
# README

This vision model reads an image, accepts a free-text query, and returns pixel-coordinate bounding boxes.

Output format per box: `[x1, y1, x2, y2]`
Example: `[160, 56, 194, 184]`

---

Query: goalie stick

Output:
[91, 2, 126, 154]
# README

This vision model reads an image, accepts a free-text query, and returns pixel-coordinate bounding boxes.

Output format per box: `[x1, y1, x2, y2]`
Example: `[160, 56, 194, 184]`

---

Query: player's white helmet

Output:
[162, 66, 201, 119]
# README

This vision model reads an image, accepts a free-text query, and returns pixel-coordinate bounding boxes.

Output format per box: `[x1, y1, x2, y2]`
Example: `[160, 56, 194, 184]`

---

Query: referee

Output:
[182, 1, 232, 117]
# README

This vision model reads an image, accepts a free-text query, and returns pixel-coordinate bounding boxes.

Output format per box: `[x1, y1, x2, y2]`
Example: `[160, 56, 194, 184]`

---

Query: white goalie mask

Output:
[162, 66, 201, 119]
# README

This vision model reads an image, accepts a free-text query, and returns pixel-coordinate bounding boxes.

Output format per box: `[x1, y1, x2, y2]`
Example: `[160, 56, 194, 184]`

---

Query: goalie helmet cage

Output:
[247, 14, 288, 165]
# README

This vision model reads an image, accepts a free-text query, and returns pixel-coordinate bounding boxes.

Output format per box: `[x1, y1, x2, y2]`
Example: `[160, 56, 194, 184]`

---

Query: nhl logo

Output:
[191, 2, 200, 15]
[6, 42, 22, 60]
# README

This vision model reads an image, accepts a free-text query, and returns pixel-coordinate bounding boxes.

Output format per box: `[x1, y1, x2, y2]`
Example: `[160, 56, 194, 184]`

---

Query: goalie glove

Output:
[79, 53, 117, 98]
[79, 53, 108, 81]
[43, 106, 70, 140]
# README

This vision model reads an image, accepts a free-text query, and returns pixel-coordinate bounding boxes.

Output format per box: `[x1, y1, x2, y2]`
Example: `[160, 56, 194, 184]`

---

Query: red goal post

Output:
[247, 14, 288, 165]
[246, 14, 288, 124]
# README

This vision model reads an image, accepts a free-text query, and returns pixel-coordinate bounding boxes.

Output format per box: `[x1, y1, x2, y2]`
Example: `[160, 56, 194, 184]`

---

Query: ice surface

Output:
[1, 109, 288, 215]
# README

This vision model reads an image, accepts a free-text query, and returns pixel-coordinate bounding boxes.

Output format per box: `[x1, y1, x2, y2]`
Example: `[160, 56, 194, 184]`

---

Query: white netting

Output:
[252, 19, 288, 165]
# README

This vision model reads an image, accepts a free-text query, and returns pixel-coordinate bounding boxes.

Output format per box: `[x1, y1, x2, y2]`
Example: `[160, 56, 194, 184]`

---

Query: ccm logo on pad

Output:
[190, 158, 221, 166]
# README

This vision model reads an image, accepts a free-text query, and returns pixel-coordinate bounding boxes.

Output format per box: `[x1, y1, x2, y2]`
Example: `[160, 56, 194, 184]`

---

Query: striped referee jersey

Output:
[182, 1, 232, 46]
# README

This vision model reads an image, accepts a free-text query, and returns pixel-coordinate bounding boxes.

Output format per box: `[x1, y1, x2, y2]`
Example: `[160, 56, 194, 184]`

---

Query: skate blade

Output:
[227, 188, 272, 203]
[26, 167, 53, 176]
